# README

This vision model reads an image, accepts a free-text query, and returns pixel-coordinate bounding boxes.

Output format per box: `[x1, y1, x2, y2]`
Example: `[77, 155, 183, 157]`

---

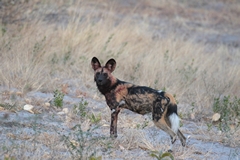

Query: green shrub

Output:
[62, 124, 102, 160]
[150, 150, 174, 160]
[53, 90, 64, 108]
[73, 98, 88, 118]
[213, 95, 240, 131]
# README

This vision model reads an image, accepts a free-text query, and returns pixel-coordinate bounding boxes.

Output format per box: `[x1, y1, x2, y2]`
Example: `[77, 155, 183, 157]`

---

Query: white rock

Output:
[62, 108, 69, 114]
[23, 104, 34, 111]
[44, 102, 51, 107]
[23, 104, 34, 114]
[119, 145, 125, 150]
[57, 111, 65, 115]
[212, 113, 221, 122]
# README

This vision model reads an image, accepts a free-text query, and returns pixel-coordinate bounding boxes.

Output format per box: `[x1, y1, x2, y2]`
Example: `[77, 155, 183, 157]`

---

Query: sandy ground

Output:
[0, 88, 239, 159]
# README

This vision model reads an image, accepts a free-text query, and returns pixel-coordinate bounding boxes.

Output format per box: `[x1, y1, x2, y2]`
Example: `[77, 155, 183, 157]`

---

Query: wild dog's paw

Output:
[181, 135, 190, 147]
[171, 135, 177, 144]
[110, 133, 118, 139]
[182, 140, 186, 147]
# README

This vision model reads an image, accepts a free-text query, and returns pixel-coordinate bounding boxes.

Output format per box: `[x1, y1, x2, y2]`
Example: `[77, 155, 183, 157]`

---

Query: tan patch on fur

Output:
[164, 92, 176, 104]
[115, 84, 128, 102]
[154, 114, 177, 139]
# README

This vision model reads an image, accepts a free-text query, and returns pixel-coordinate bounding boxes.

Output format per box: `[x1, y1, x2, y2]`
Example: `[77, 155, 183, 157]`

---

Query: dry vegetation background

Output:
[0, 0, 240, 160]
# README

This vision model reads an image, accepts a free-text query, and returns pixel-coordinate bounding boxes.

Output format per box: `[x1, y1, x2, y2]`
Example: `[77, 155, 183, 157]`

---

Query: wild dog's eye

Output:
[96, 72, 100, 76]
[103, 73, 108, 77]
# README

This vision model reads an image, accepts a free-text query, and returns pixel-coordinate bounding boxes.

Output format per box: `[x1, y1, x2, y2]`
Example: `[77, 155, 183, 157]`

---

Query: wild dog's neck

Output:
[97, 75, 118, 95]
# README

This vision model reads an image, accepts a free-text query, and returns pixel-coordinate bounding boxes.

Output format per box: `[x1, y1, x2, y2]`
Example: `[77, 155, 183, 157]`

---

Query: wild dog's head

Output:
[91, 57, 116, 88]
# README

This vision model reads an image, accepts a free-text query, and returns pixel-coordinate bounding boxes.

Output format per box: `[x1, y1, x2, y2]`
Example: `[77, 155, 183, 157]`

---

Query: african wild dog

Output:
[91, 57, 186, 149]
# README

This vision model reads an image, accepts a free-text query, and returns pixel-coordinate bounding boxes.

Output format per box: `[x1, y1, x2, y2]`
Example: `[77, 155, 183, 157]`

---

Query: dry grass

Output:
[1, 0, 240, 159]
[1, 11, 239, 114]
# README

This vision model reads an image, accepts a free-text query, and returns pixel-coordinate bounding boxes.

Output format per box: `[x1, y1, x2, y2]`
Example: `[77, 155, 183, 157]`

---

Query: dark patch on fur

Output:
[166, 103, 178, 117]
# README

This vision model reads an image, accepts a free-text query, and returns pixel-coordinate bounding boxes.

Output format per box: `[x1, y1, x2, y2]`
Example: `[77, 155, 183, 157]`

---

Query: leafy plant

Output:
[73, 98, 88, 118]
[207, 123, 213, 131]
[1, 25, 7, 36]
[0, 103, 17, 110]
[150, 150, 174, 160]
[62, 124, 101, 160]
[136, 120, 149, 129]
[213, 95, 240, 131]
[89, 156, 102, 160]
[88, 113, 101, 124]
[62, 119, 111, 160]
[53, 90, 64, 108]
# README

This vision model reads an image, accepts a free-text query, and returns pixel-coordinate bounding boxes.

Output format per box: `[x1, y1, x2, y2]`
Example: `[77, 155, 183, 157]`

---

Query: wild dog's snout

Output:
[97, 79, 102, 83]
[96, 75, 104, 84]
[95, 72, 108, 85]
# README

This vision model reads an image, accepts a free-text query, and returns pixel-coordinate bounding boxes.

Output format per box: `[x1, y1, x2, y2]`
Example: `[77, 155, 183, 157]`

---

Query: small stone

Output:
[23, 104, 34, 110]
[190, 113, 195, 120]
[119, 145, 125, 150]
[44, 102, 51, 107]
[62, 108, 69, 114]
[23, 104, 34, 114]
[57, 111, 65, 115]
[212, 113, 221, 122]
[70, 140, 79, 147]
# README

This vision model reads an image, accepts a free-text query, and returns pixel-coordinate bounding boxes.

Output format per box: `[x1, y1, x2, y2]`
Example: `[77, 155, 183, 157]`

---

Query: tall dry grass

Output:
[1, 1, 240, 117]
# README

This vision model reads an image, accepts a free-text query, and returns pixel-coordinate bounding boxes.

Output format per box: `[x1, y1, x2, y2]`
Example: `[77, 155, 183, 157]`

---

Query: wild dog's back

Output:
[121, 85, 165, 115]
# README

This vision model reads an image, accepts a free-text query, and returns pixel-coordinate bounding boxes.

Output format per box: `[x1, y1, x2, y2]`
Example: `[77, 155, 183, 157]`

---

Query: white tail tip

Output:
[169, 113, 180, 134]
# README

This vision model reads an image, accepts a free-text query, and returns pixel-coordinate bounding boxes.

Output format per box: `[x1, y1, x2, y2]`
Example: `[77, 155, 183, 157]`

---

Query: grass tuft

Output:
[213, 95, 240, 132]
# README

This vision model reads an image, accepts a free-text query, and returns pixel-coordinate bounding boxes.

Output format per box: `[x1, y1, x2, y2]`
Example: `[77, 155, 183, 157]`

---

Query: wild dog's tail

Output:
[158, 90, 186, 147]
[158, 91, 179, 134]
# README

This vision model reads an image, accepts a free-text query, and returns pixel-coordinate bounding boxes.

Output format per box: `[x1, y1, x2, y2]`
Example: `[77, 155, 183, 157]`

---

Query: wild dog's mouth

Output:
[96, 81, 104, 86]
[96, 79, 107, 86]
[95, 78, 112, 87]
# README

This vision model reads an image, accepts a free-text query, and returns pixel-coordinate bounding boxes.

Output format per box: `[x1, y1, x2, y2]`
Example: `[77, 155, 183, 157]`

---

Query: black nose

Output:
[98, 79, 102, 83]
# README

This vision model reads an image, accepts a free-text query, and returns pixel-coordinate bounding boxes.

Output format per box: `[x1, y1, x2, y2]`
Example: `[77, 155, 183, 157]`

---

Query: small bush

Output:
[149, 150, 174, 160]
[62, 124, 102, 160]
[53, 90, 64, 108]
[73, 98, 88, 118]
[213, 95, 240, 131]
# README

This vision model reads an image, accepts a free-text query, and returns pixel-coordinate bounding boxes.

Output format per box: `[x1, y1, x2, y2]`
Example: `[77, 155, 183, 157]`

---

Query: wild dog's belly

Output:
[124, 97, 153, 114]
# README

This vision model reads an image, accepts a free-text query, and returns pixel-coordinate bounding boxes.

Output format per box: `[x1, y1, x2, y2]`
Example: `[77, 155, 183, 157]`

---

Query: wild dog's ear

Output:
[105, 58, 116, 72]
[91, 57, 101, 71]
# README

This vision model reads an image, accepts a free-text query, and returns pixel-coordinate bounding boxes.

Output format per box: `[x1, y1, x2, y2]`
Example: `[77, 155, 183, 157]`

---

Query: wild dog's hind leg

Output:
[177, 130, 186, 146]
[152, 99, 177, 144]
[153, 118, 177, 144]
[166, 104, 186, 147]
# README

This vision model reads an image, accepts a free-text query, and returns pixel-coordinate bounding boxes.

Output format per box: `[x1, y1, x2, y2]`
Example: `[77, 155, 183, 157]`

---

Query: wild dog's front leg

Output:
[110, 108, 120, 138]
[109, 100, 125, 138]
